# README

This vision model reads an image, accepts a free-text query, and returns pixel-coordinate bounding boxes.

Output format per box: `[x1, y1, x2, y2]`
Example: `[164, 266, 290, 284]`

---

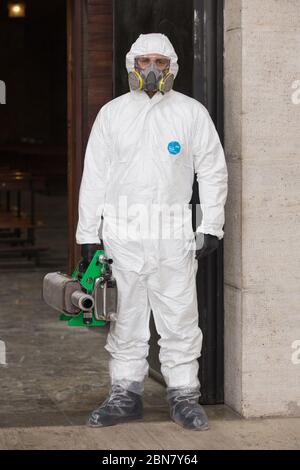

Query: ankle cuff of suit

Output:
[166, 385, 201, 400]
[111, 379, 144, 396]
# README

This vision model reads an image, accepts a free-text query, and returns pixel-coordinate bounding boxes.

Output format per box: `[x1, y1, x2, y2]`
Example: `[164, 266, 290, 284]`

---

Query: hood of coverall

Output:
[126, 33, 179, 79]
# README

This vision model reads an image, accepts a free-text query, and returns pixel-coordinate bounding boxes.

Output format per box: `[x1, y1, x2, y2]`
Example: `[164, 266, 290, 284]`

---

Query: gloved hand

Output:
[195, 233, 219, 260]
[79, 242, 104, 273]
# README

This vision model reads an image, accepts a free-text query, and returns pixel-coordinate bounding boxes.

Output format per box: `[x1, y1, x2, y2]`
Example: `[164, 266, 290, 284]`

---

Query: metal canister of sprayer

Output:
[93, 255, 118, 321]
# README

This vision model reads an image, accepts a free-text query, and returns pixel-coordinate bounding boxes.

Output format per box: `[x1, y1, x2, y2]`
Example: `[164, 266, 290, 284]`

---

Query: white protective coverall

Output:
[76, 33, 228, 393]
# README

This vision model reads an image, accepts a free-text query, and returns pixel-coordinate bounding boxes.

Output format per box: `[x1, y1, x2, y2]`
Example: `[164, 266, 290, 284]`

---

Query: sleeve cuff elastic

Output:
[196, 225, 224, 240]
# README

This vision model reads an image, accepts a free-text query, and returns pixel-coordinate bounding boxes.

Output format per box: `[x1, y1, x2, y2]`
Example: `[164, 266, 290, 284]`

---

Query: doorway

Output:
[0, 0, 68, 270]
[66, 0, 224, 404]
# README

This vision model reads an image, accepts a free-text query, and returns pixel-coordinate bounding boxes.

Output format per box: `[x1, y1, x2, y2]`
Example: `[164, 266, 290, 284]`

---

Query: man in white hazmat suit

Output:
[76, 33, 228, 430]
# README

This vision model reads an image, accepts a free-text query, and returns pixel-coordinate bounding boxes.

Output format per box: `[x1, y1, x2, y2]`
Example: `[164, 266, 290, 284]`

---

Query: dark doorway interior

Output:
[113, 0, 224, 404]
[0, 0, 68, 270]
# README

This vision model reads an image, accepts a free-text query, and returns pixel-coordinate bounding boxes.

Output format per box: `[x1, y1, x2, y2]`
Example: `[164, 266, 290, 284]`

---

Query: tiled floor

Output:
[0, 190, 299, 449]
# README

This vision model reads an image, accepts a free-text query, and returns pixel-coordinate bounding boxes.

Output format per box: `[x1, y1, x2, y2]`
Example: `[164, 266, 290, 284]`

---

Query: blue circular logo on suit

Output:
[168, 141, 181, 155]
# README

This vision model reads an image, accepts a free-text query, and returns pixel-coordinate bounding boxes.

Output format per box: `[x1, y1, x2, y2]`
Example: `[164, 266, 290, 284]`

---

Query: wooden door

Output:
[67, 0, 113, 272]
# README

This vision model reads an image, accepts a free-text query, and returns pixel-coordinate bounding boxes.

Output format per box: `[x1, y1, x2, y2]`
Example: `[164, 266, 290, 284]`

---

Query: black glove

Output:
[195, 233, 219, 260]
[79, 242, 104, 272]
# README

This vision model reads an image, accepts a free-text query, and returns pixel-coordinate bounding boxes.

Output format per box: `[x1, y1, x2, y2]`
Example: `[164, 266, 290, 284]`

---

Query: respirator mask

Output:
[128, 55, 174, 94]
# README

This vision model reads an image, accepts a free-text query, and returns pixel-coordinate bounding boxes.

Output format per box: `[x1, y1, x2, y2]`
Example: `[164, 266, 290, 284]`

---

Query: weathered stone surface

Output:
[224, 0, 300, 417]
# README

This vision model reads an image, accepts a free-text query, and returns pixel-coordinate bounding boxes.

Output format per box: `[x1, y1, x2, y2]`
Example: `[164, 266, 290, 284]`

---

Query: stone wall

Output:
[224, 0, 300, 417]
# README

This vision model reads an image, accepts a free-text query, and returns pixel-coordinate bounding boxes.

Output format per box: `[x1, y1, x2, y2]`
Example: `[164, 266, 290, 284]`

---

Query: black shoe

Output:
[167, 387, 209, 431]
[87, 384, 143, 428]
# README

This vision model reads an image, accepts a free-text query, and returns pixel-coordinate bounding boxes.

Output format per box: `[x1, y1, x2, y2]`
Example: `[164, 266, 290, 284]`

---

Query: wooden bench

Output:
[0, 169, 49, 265]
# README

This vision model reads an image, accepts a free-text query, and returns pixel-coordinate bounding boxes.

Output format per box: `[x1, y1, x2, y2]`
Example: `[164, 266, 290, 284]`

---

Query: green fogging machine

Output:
[42, 251, 118, 327]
